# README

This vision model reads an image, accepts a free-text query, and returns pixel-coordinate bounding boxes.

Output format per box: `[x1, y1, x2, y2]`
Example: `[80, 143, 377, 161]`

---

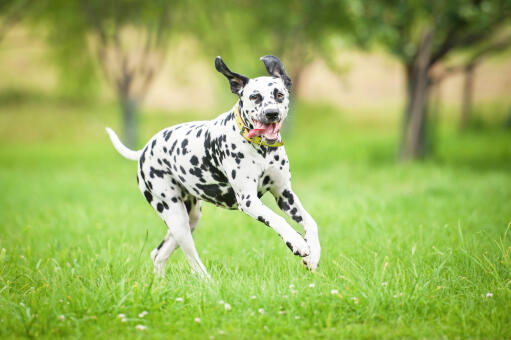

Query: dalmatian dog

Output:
[106, 55, 320, 278]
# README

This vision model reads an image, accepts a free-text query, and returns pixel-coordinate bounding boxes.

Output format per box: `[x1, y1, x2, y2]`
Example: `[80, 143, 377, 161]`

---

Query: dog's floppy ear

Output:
[215, 56, 249, 95]
[260, 55, 292, 90]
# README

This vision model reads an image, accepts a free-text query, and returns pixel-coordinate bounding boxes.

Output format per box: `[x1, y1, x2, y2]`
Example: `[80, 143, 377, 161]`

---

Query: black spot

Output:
[156, 203, 164, 213]
[282, 189, 294, 205]
[150, 167, 166, 179]
[157, 240, 165, 250]
[189, 167, 203, 180]
[278, 197, 290, 211]
[246, 200, 251, 207]
[181, 139, 189, 154]
[171, 197, 178, 203]
[184, 200, 192, 213]
[163, 130, 172, 141]
[257, 216, 270, 226]
[144, 190, 153, 203]
[263, 175, 271, 186]
[231, 169, 236, 179]
[169, 140, 178, 154]
[190, 155, 199, 166]
[274, 155, 279, 161]
[292, 215, 303, 223]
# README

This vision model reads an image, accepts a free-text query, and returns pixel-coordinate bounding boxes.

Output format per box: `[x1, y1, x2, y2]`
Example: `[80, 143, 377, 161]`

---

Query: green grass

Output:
[1, 99, 510, 339]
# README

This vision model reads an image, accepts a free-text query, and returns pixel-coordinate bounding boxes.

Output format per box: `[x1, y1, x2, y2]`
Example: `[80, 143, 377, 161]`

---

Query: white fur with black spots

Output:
[106, 55, 320, 278]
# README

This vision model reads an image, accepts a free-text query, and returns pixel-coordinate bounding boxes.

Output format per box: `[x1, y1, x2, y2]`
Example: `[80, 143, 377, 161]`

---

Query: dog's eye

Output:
[277, 92, 284, 100]
[249, 94, 261, 101]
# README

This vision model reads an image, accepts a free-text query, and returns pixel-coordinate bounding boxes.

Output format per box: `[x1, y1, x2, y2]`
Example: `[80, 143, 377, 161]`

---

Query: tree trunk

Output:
[120, 94, 139, 149]
[460, 63, 475, 130]
[399, 31, 434, 161]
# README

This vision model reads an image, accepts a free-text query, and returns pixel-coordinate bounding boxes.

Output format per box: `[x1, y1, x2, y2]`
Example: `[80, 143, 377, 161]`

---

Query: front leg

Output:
[236, 192, 310, 258]
[273, 187, 321, 271]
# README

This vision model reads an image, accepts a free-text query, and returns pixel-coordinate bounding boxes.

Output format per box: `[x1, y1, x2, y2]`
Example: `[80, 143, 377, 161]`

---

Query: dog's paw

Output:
[302, 252, 320, 272]
[284, 233, 310, 257]
[302, 234, 320, 271]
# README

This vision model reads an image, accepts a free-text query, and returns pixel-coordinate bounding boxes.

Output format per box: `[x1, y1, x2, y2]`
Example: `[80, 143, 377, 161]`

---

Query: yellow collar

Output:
[234, 104, 284, 147]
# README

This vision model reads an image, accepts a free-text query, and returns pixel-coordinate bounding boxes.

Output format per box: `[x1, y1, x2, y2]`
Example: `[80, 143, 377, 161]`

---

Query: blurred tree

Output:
[187, 0, 345, 137]
[434, 33, 511, 129]
[78, 0, 177, 147]
[340, 0, 511, 160]
[0, 0, 29, 43]
[39, 0, 181, 147]
[189, 0, 343, 94]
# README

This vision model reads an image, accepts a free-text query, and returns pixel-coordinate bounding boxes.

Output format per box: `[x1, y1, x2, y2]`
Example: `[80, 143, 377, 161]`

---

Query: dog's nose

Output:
[265, 110, 279, 121]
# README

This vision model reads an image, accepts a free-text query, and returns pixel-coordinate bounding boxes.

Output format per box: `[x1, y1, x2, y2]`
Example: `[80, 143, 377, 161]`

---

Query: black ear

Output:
[215, 56, 249, 95]
[260, 55, 292, 90]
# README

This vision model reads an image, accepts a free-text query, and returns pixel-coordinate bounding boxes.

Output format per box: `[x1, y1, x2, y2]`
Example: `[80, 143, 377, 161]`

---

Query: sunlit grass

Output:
[0, 99, 510, 338]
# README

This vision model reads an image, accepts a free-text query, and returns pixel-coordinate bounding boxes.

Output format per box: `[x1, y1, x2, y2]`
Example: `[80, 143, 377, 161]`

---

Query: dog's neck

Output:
[237, 99, 254, 129]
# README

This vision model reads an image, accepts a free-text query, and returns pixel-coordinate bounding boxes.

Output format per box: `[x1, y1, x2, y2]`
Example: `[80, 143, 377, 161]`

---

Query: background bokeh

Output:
[1, 1, 511, 339]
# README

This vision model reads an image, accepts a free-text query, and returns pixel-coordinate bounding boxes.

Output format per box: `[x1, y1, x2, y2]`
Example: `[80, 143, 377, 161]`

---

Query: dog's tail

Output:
[105, 127, 142, 161]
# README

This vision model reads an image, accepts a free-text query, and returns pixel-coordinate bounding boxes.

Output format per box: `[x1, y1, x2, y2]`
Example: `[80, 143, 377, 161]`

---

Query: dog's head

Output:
[215, 55, 292, 144]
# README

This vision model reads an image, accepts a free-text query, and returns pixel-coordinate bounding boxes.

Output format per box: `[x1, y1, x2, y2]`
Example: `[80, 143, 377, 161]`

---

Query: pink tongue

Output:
[247, 121, 283, 140]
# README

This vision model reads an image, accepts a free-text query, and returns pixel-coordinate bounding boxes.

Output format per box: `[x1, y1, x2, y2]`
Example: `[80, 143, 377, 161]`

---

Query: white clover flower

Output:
[250, 295, 256, 299]
[289, 284, 295, 289]
[330, 289, 338, 295]
[295, 316, 300, 320]
[218, 330, 225, 335]
[352, 297, 359, 304]
[175, 297, 183, 302]
[224, 303, 231, 311]
[278, 310, 287, 315]
[58, 315, 65, 321]
[138, 311, 148, 318]
[381, 282, 388, 287]
[135, 324, 146, 331]
[218, 300, 224, 304]
[194, 317, 201, 323]
[486, 292, 493, 298]
[117, 313, 126, 319]
[121, 318, 127, 323]
[258, 308, 264, 314]
[309, 283, 315, 288]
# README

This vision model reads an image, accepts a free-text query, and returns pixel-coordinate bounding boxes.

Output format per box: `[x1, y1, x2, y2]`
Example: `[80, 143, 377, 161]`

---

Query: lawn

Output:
[0, 99, 510, 339]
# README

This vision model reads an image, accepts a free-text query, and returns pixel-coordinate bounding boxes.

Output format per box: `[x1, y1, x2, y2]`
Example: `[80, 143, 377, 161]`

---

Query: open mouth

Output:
[247, 120, 283, 143]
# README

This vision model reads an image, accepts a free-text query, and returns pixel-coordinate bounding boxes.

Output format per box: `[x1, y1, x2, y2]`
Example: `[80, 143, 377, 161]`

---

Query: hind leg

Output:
[161, 201, 209, 278]
[151, 197, 202, 275]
